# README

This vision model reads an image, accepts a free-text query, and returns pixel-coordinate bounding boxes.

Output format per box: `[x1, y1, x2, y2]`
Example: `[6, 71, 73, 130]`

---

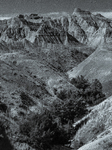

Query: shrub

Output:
[19, 77, 105, 149]
[12, 60, 17, 65]
[91, 79, 103, 92]
[20, 92, 35, 107]
[18, 14, 24, 19]
[20, 110, 71, 150]
[0, 121, 13, 150]
[56, 89, 72, 100]
[53, 97, 88, 124]
[70, 76, 106, 105]
[70, 76, 90, 91]
[83, 79, 106, 105]
[0, 102, 7, 113]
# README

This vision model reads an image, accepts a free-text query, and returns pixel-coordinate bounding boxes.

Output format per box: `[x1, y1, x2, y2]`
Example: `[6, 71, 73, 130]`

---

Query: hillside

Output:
[0, 7, 112, 150]
[67, 43, 112, 97]
[0, 31, 90, 150]
[71, 96, 112, 150]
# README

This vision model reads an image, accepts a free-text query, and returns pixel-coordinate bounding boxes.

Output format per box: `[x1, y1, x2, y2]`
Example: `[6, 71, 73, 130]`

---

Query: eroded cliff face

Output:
[0, 9, 112, 49]
[54, 8, 112, 46]
[74, 8, 112, 45]
[1, 8, 112, 150]
[0, 15, 79, 48]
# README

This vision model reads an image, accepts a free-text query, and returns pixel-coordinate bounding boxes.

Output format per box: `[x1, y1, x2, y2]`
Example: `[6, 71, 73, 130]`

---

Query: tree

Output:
[53, 97, 87, 124]
[18, 14, 24, 19]
[0, 122, 13, 150]
[20, 110, 71, 150]
[71, 77, 105, 105]
[70, 76, 90, 91]
[56, 89, 72, 100]
[83, 79, 105, 105]
[91, 79, 102, 93]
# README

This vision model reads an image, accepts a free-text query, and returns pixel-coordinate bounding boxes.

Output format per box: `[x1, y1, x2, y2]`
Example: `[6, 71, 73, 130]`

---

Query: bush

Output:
[0, 102, 7, 113]
[19, 77, 105, 149]
[53, 97, 88, 124]
[20, 110, 71, 150]
[83, 79, 105, 105]
[70, 76, 90, 91]
[91, 79, 102, 92]
[18, 14, 24, 19]
[56, 89, 72, 100]
[0, 122, 13, 150]
[20, 92, 35, 107]
[70, 76, 106, 105]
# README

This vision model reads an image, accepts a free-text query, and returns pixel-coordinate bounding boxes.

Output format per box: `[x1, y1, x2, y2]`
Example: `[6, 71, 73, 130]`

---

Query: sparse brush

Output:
[20, 92, 35, 107]
[71, 96, 112, 149]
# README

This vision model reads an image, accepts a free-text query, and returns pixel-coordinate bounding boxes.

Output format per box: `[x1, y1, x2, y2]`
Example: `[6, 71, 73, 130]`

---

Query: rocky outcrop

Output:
[0, 8, 112, 48]
[0, 16, 79, 48]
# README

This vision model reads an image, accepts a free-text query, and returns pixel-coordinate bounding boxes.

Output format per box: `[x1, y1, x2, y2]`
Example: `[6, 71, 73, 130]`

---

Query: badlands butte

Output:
[0, 7, 112, 150]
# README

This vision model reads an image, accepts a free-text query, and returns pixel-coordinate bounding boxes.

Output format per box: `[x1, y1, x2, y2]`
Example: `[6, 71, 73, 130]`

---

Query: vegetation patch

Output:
[20, 92, 35, 107]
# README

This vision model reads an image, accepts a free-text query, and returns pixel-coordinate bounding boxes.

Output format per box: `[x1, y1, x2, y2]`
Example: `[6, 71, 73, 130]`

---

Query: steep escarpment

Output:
[1, 7, 112, 150]
[0, 8, 112, 48]
[71, 8, 112, 46]
[47, 8, 112, 47]
[0, 15, 79, 47]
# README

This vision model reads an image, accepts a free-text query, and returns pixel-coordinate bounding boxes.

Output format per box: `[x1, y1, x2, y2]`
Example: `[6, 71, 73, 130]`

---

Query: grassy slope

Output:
[0, 42, 92, 149]
[67, 44, 112, 97]
[0, 37, 92, 111]
[71, 96, 112, 150]
[0, 51, 60, 150]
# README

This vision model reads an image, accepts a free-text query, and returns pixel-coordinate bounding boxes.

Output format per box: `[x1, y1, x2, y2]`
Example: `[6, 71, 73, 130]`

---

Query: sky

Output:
[0, 0, 112, 17]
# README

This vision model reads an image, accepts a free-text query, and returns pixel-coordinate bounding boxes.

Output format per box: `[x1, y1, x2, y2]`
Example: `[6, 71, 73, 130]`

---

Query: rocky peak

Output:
[73, 8, 91, 16]
[73, 8, 82, 13]
[0, 9, 112, 48]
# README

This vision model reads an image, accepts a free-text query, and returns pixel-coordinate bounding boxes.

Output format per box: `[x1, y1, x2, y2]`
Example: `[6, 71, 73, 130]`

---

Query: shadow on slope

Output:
[0, 122, 13, 150]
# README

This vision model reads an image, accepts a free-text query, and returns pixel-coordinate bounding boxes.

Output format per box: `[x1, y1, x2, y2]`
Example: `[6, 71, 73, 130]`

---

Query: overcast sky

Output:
[0, 0, 112, 15]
